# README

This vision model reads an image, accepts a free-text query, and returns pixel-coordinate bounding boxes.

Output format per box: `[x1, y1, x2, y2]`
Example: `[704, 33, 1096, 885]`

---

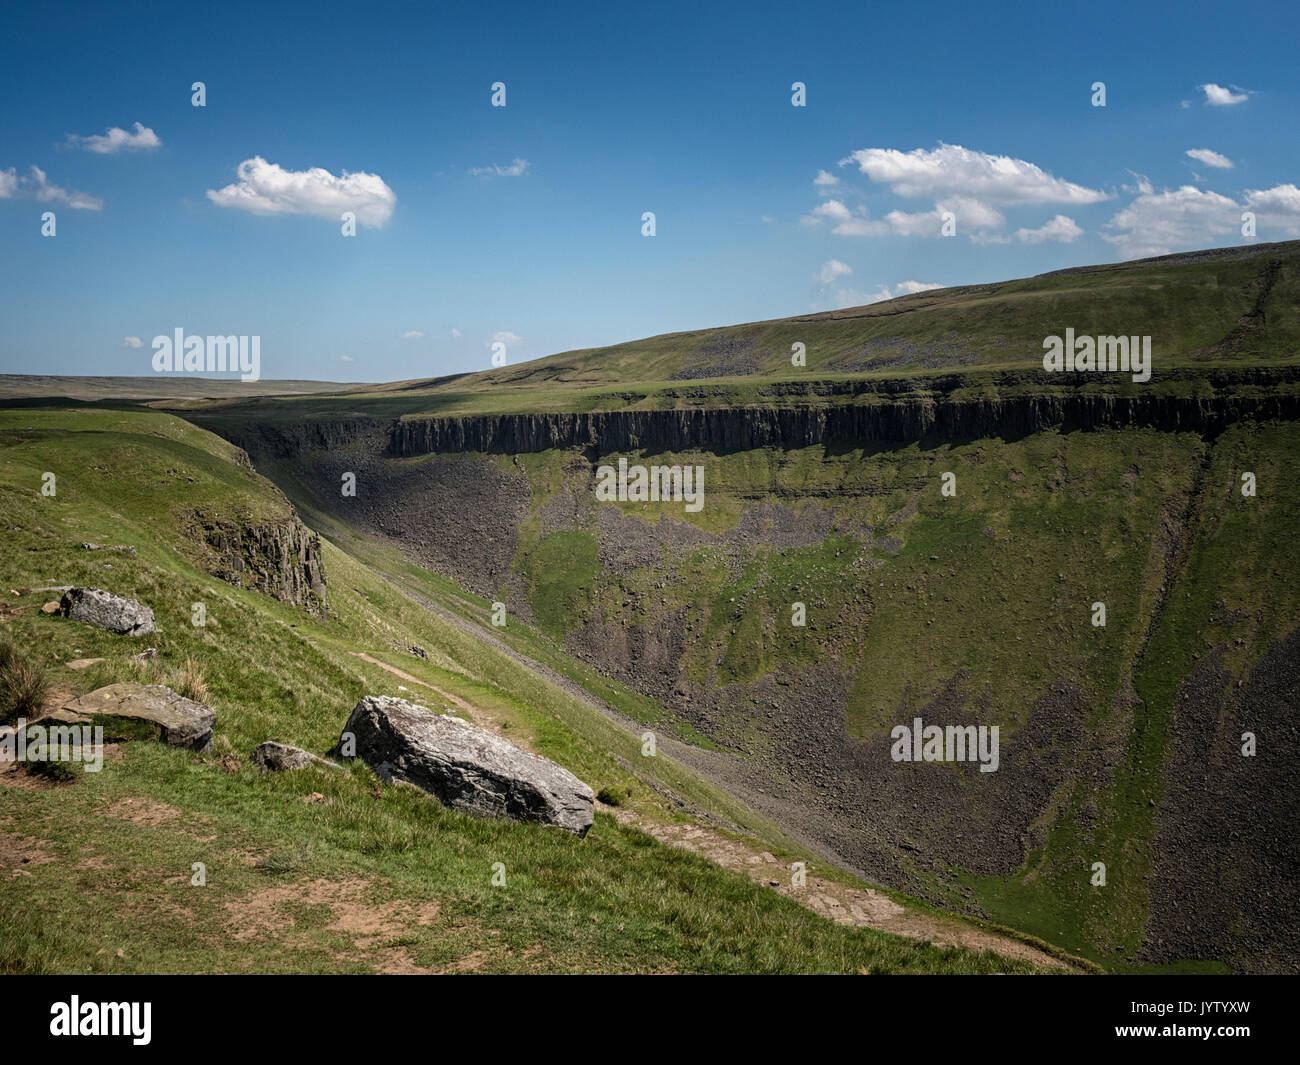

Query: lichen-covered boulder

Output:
[58, 587, 155, 636]
[62, 683, 214, 751]
[341, 695, 594, 837]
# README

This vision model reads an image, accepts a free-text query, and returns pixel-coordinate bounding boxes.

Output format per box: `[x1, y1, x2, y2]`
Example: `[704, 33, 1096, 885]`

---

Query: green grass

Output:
[0, 405, 1041, 974]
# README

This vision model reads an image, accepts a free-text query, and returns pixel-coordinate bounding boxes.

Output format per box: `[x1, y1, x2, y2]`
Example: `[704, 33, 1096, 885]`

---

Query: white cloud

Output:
[816, 259, 853, 284]
[489, 331, 522, 346]
[8, 165, 104, 210]
[122, 336, 143, 348]
[339, 355, 354, 363]
[1200, 83, 1248, 106]
[814, 169, 839, 187]
[1014, 214, 1083, 244]
[67, 122, 161, 154]
[206, 156, 396, 228]
[1244, 184, 1300, 237]
[451, 327, 462, 339]
[1103, 184, 1240, 259]
[892, 280, 945, 296]
[469, 158, 529, 178]
[815, 279, 943, 311]
[1186, 148, 1233, 169]
[840, 144, 1107, 206]
[400, 330, 425, 340]
[808, 196, 1005, 239]
[760, 214, 775, 223]
[806, 146, 1099, 243]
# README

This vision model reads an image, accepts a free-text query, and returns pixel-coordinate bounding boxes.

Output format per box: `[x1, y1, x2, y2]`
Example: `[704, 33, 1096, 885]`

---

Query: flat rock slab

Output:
[59, 587, 155, 636]
[251, 741, 341, 773]
[342, 695, 594, 837]
[62, 683, 215, 751]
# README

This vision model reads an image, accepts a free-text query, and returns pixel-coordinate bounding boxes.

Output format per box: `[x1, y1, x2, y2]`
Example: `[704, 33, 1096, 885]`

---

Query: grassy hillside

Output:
[0, 407, 1046, 974]
[159, 239, 1300, 422]
[239, 404, 1299, 972]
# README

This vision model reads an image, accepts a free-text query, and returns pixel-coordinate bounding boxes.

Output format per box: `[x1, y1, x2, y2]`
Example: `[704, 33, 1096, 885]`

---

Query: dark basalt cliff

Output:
[181, 510, 328, 616]
[211, 369, 1300, 462]
[388, 391, 1300, 456]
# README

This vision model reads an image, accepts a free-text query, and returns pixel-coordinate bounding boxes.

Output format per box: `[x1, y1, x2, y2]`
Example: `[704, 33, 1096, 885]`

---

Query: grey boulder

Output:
[59, 587, 155, 636]
[62, 683, 215, 751]
[251, 741, 341, 773]
[342, 695, 594, 837]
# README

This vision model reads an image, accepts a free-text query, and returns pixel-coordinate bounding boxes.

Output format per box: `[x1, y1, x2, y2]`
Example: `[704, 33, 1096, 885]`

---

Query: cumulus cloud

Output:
[206, 156, 396, 227]
[451, 327, 462, 339]
[816, 258, 853, 284]
[839, 144, 1106, 206]
[0, 165, 103, 209]
[122, 336, 143, 348]
[805, 145, 1100, 243]
[1200, 83, 1249, 106]
[814, 169, 839, 187]
[400, 330, 425, 340]
[469, 158, 529, 177]
[67, 122, 161, 154]
[1186, 148, 1233, 169]
[1014, 214, 1083, 244]
[1103, 184, 1240, 259]
[1104, 180, 1300, 256]
[1244, 184, 1300, 237]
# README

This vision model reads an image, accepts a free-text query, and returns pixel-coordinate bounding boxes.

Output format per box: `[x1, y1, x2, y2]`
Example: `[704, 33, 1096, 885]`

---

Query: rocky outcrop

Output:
[184, 512, 327, 616]
[341, 695, 595, 836]
[61, 683, 215, 751]
[59, 587, 155, 636]
[251, 741, 341, 773]
[221, 416, 388, 459]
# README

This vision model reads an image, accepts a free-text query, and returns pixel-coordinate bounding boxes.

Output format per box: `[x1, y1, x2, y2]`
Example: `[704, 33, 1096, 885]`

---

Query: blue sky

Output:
[2, 0, 1297, 382]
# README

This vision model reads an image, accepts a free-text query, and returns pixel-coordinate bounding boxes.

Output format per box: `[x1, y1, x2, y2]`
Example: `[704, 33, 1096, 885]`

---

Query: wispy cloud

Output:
[122, 336, 143, 348]
[1199, 83, 1249, 106]
[469, 158, 529, 178]
[489, 330, 522, 346]
[814, 278, 944, 311]
[1186, 148, 1234, 169]
[815, 258, 853, 284]
[400, 330, 425, 340]
[66, 122, 161, 154]
[0, 165, 102, 209]
[206, 156, 396, 227]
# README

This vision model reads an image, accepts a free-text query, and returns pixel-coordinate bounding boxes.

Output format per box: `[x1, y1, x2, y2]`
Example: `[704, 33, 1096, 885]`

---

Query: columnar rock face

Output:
[185, 512, 327, 616]
[341, 695, 595, 837]
[388, 388, 1300, 456]
[59, 587, 155, 636]
[61, 683, 216, 751]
